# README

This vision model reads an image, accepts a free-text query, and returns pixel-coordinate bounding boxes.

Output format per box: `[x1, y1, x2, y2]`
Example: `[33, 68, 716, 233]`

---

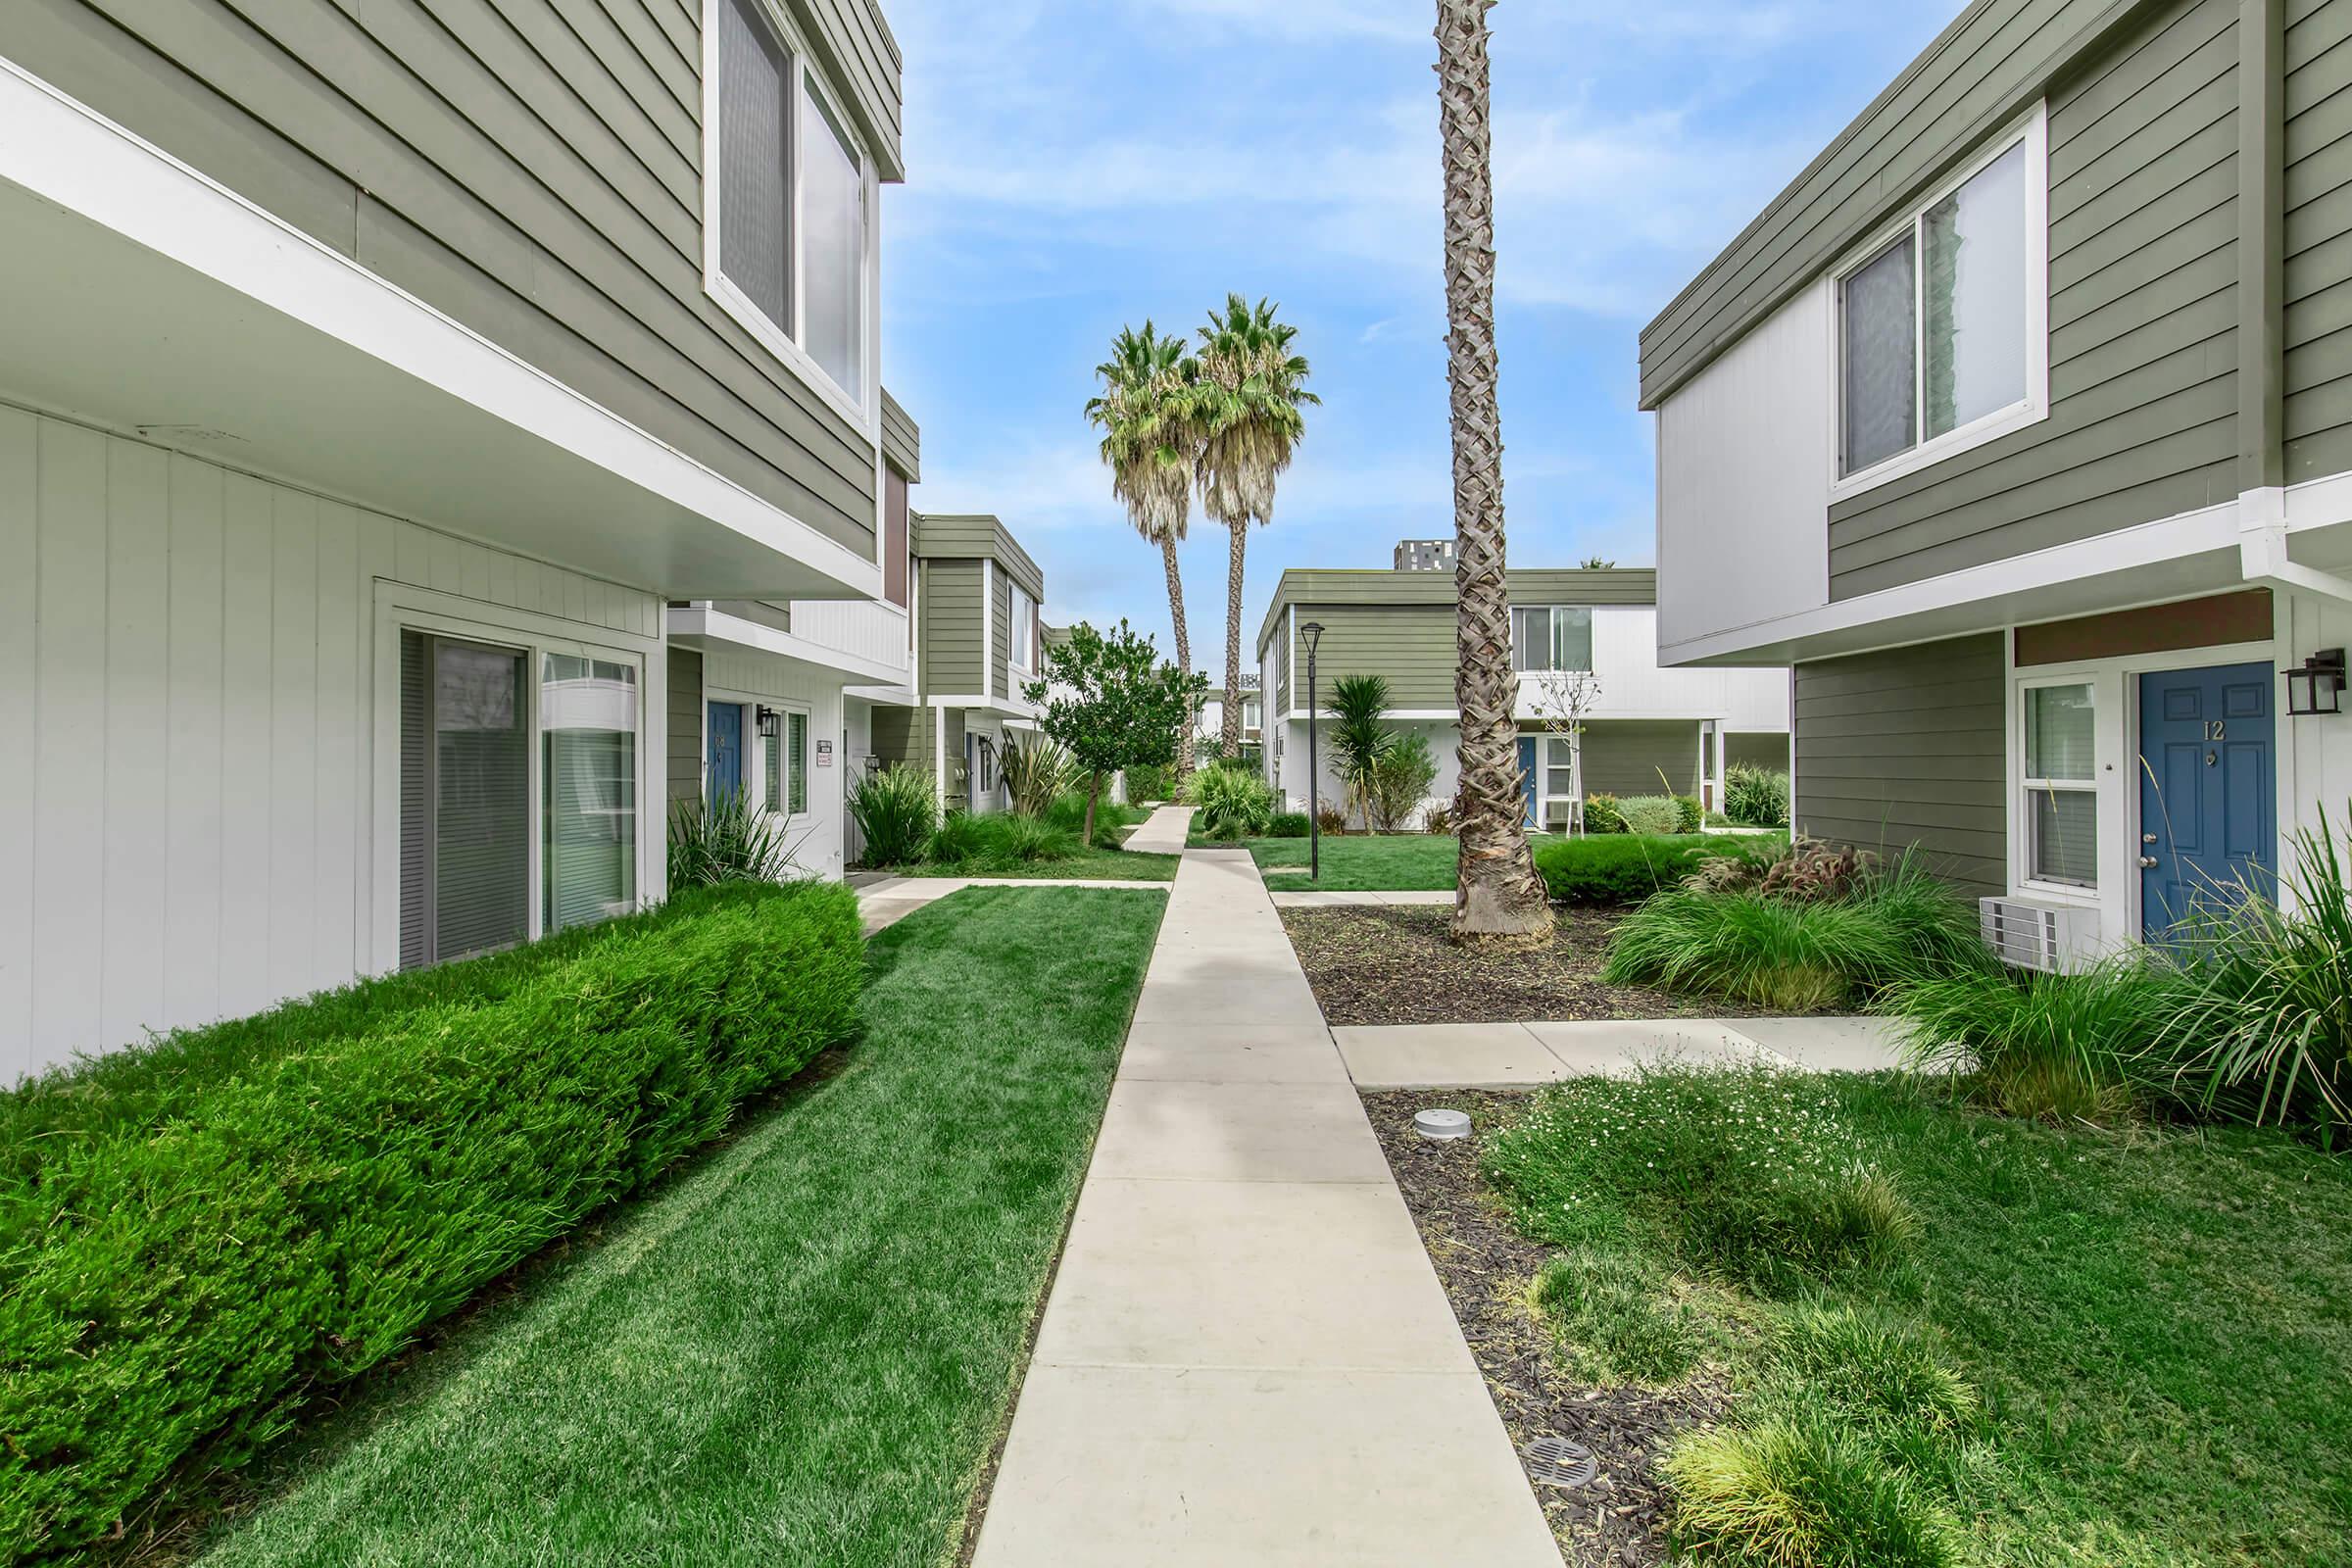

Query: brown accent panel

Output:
[2014, 588, 2272, 665]
[883, 469, 909, 609]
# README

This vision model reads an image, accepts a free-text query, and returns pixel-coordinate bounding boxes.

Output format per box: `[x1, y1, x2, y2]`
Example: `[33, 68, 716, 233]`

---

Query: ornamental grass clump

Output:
[0, 882, 862, 1561]
[1189, 760, 1276, 841]
[1606, 851, 1988, 1010]
[1724, 763, 1792, 828]
[925, 809, 1082, 868]
[849, 763, 938, 866]
[1664, 1403, 1969, 1568]
[1483, 1067, 1916, 1291]
[1890, 959, 2160, 1123]
[1531, 1250, 1702, 1385]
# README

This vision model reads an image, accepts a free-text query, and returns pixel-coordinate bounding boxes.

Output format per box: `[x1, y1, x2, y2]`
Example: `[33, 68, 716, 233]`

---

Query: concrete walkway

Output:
[1335, 1014, 1909, 1090]
[1117, 802, 1195, 855]
[970, 849, 1561, 1567]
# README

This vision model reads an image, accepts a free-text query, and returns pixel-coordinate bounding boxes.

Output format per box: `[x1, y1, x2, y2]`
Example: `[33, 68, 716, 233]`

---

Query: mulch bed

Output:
[1360, 1089, 1727, 1567]
[1283, 905, 1762, 1027]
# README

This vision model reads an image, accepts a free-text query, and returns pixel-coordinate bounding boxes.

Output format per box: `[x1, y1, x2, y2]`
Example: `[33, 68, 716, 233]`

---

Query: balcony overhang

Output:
[1660, 486, 2352, 669]
[668, 605, 909, 686]
[0, 61, 880, 603]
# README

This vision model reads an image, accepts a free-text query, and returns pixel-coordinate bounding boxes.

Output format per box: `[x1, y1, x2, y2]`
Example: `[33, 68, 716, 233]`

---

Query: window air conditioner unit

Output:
[1978, 897, 2095, 974]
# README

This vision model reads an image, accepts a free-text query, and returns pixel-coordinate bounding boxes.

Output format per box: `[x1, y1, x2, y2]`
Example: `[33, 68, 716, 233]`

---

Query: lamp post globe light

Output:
[1300, 621, 1324, 882]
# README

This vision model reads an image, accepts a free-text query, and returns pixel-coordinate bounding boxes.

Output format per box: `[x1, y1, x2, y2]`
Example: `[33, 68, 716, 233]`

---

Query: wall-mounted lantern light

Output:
[755, 705, 784, 740]
[2282, 649, 2346, 718]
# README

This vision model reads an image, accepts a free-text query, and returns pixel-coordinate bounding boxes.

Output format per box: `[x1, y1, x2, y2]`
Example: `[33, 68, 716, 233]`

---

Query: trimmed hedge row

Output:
[1534, 833, 1763, 905]
[0, 881, 862, 1561]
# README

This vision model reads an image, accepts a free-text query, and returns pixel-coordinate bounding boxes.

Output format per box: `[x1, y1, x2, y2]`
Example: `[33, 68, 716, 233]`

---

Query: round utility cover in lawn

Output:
[1414, 1107, 1472, 1141]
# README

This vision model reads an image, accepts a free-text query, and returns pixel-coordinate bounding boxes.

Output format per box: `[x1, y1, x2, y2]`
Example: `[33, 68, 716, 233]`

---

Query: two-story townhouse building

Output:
[859, 512, 1048, 815]
[1643, 0, 2352, 958]
[0, 0, 905, 1079]
[1256, 551, 1791, 827]
[1196, 679, 1263, 750]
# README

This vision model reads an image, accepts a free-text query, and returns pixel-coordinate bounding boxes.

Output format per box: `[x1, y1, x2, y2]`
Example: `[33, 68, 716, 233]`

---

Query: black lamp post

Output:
[1301, 620, 1324, 882]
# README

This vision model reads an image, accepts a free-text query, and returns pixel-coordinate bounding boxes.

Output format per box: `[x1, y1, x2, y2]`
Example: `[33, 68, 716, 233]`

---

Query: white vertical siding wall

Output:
[700, 649, 852, 878]
[0, 407, 662, 1082]
[1654, 284, 1832, 657]
[2277, 587, 2352, 874]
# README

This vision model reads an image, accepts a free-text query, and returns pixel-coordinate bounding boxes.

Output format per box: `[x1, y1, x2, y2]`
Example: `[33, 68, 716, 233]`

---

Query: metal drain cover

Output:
[1524, 1436, 1597, 1489]
[1413, 1107, 1472, 1141]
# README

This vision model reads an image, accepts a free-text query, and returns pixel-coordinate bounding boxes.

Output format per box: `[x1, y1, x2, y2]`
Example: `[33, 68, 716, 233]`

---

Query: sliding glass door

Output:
[543, 654, 640, 934]
[401, 632, 529, 967]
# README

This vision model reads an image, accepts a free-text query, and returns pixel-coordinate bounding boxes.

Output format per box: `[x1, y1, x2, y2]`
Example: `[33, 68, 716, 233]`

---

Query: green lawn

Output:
[1230, 832, 1459, 890]
[864, 843, 1178, 881]
[193, 886, 1166, 1568]
[1483, 1073, 2352, 1565]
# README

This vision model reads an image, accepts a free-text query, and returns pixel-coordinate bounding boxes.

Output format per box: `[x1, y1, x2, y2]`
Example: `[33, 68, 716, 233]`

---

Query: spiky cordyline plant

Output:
[1325, 673, 1396, 831]
[1196, 294, 1317, 758]
[1435, 0, 1548, 937]
[1086, 321, 1206, 777]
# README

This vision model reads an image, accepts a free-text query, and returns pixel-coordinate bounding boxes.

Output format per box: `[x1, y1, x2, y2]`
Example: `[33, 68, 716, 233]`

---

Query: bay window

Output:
[1838, 114, 2041, 485]
[708, 0, 870, 413]
[2023, 682, 2096, 889]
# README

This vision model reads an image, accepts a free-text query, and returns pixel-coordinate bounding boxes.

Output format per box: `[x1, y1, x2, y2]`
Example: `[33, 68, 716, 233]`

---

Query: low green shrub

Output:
[1190, 762, 1276, 842]
[1725, 763, 1792, 828]
[1604, 854, 1989, 1010]
[1485, 1067, 1917, 1291]
[1533, 833, 1769, 905]
[0, 882, 862, 1560]
[1369, 732, 1439, 833]
[1532, 1250, 1700, 1385]
[1124, 762, 1174, 803]
[1664, 1403, 1968, 1568]
[1675, 794, 1704, 834]
[926, 809, 1082, 868]
[1584, 792, 1627, 834]
[849, 764, 938, 866]
[1618, 794, 1685, 836]
[1267, 810, 1311, 839]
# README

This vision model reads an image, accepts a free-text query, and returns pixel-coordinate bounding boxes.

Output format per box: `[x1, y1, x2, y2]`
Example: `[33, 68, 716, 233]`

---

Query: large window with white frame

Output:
[2022, 681, 2096, 889]
[1837, 110, 2044, 488]
[706, 0, 871, 415]
[1510, 606, 1593, 673]
[1009, 582, 1038, 675]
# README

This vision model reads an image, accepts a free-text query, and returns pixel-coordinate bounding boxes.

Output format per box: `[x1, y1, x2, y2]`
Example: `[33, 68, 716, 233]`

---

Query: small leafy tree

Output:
[1529, 668, 1602, 835]
[1025, 619, 1207, 844]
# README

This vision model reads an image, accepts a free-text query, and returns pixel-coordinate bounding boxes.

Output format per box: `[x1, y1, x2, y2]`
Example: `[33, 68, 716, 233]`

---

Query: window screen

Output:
[400, 632, 529, 968]
[718, 0, 791, 333]
[801, 76, 863, 399]
[1842, 235, 1916, 474]
[542, 654, 638, 934]
[788, 710, 808, 813]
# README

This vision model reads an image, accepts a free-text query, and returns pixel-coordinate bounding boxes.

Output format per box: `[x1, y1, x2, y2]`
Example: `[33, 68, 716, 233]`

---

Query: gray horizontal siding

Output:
[667, 646, 704, 802]
[1793, 633, 2007, 895]
[991, 567, 1012, 701]
[1294, 606, 1459, 711]
[1581, 721, 1704, 797]
[1255, 567, 1656, 661]
[1726, 732, 1791, 771]
[798, 0, 904, 181]
[13, 0, 882, 565]
[920, 560, 984, 696]
[2285, 0, 2352, 478]
[868, 703, 924, 772]
[1640, 0, 2148, 407]
[1827, 0, 2244, 599]
[880, 387, 920, 480]
[912, 513, 1046, 597]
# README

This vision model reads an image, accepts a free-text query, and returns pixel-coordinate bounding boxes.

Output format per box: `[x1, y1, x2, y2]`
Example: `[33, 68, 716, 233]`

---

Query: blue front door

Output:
[1516, 737, 1539, 829]
[707, 701, 743, 805]
[2137, 662, 2275, 938]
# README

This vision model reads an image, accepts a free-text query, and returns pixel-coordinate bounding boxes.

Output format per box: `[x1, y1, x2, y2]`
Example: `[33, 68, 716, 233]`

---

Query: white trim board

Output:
[0, 57, 880, 601]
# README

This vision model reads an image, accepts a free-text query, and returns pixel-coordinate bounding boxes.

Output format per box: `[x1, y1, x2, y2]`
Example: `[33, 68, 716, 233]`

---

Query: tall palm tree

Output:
[1087, 321, 1204, 775]
[1436, 0, 1549, 938]
[1196, 295, 1317, 758]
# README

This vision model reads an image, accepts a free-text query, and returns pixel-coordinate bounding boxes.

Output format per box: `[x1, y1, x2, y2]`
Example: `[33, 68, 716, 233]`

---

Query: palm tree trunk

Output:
[1438, 0, 1549, 938]
[1222, 521, 1248, 759]
[1161, 530, 1197, 778]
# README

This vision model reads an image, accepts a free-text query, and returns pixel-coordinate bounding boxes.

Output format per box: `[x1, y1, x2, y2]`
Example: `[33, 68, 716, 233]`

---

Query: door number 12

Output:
[2203, 720, 2227, 741]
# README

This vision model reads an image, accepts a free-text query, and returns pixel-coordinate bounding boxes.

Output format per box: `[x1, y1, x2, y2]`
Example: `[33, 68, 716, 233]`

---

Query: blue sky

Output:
[877, 0, 1956, 676]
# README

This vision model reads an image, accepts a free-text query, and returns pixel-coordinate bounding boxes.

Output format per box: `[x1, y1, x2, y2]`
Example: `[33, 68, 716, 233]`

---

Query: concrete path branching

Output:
[968, 846, 1563, 1567]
